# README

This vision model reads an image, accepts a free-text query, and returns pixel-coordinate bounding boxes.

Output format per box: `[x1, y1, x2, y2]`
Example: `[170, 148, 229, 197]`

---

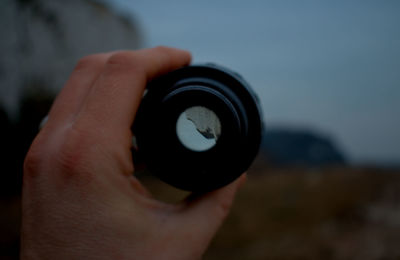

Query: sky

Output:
[107, 0, 400, 164]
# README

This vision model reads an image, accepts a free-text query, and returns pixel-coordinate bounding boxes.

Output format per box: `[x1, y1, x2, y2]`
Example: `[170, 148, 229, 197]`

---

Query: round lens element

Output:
[176, 106, 221, 152]
[133, 64, 262, 192]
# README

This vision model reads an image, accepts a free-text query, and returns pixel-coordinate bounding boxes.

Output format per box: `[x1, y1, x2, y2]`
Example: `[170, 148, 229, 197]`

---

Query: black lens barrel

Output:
[133, 64, 262, 192]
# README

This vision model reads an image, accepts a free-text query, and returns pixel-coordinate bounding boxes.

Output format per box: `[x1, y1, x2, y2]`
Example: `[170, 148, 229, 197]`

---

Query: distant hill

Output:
[260, 127, 347, 167]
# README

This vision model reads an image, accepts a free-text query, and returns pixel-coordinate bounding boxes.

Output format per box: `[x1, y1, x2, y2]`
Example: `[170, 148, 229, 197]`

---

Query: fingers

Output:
[30, 46, 190, 194]
[47, 53, 113, 127]
[74, 47, 191, 136]
[177, 174, 247, 242]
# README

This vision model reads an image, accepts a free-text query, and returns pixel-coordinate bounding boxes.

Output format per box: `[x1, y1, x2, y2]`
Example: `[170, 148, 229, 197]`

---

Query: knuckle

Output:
[55, 128, 94, 175]
[107, 51, 136, 66]
[24, 145, 45, 178]
[74, 54, 103, 71]
[23, 126, 97, 183]
[55, 148, 87, 176]
[106, 51, 145, 75]
[23, 133, 51, 178]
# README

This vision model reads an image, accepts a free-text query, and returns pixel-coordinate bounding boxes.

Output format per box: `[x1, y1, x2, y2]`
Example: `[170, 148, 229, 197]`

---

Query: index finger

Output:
[75, 46, 191, 136]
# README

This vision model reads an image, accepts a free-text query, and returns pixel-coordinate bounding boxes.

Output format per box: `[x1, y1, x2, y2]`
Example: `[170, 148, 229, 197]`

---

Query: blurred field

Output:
[142, 165, 400, 260]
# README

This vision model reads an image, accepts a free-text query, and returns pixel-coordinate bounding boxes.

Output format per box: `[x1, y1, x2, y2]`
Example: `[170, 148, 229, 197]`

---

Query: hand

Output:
[21, 47, 246, 260]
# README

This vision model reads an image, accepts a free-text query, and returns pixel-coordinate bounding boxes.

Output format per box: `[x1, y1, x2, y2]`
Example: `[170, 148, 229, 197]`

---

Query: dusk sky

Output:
[108, 0, 400, 164]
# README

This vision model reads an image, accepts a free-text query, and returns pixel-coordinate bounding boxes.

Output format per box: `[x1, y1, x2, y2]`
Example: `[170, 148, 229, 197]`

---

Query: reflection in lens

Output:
[176, 106, 221, 152]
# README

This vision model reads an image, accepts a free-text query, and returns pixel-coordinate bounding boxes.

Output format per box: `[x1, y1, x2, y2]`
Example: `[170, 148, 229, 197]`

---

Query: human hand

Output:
[21, 47, 246, 260]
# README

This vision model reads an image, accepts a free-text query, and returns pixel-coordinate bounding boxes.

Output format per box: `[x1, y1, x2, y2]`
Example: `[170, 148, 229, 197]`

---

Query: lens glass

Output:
[176, 106, 221, 152]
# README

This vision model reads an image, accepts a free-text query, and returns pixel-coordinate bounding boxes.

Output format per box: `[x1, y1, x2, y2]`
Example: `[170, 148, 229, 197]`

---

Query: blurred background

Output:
[1, 0, 399, 259]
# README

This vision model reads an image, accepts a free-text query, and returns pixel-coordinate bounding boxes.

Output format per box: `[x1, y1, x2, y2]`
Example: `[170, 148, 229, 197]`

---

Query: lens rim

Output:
[133, 64, 262, 191]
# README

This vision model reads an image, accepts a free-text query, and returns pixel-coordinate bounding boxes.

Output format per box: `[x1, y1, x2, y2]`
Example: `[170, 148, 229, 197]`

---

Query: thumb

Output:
[177, 174, 247, 243]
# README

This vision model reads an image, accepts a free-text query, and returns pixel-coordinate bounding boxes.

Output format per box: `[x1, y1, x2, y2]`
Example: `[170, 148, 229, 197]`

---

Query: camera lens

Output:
[133, 64, 262, 192]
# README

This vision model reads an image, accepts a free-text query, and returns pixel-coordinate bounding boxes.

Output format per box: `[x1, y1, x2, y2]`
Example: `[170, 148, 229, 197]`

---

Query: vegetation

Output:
[142, 165, 400, 260]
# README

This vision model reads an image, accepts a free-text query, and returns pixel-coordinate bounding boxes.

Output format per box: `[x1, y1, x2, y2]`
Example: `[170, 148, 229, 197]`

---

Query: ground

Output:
[143, 165, 400, 260]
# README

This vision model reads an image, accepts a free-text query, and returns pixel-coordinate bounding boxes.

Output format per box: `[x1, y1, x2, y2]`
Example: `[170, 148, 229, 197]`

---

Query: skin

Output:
[21, 46, 246, 260]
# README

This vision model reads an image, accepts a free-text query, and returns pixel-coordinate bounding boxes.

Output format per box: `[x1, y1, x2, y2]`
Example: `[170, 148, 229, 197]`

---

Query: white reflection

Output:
[176, 106, 221, 152]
